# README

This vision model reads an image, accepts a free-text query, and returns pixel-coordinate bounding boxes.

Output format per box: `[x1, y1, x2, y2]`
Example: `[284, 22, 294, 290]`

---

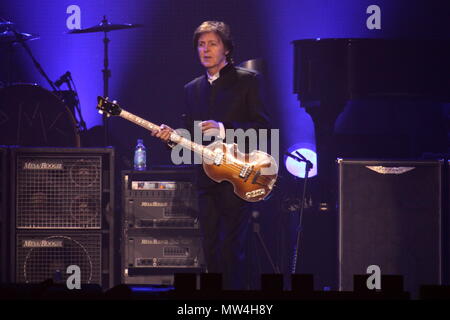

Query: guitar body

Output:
[202, 141, 278, 202]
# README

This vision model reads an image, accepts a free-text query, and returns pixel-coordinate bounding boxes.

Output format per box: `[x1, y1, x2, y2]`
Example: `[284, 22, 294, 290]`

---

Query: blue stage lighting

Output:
[285, 143, 317, 178]
[130, 285, 174, 293]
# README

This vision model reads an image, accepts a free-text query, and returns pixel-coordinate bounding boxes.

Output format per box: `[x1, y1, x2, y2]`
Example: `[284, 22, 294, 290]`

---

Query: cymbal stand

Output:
[102, 16, 111, 146]
[9, 25, 57, 91]
[0, 17, 12, 86]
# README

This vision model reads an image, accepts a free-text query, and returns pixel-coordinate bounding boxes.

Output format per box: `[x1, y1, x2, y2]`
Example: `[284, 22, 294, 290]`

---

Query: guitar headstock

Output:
[97, 96, 122, 117]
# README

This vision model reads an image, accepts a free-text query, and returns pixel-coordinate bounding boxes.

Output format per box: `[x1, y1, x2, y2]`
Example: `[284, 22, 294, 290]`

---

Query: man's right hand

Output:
[152, 124, 174, 142]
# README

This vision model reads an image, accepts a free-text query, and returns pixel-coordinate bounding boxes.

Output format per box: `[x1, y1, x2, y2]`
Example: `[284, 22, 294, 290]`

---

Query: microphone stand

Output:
[67, 73, 87, 132]
[55, 72, 87, 133]
[285, 151, 313, 275]
[9, 25, 58, 92]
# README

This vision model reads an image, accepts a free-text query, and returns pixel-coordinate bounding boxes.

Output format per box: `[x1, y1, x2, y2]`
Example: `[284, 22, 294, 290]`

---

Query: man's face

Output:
[197, 32, 229, 74]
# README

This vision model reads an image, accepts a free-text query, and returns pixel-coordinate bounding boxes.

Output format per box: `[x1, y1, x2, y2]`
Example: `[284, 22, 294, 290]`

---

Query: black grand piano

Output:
[293, 38, 450, 208]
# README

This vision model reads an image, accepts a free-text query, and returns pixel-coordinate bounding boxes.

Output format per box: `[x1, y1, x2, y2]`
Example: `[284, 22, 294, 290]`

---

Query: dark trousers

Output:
[198, 181, 251, 290]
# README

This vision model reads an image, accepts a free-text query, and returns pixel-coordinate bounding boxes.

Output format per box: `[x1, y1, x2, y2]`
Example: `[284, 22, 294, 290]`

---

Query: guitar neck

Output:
[119, 109, 210, 156]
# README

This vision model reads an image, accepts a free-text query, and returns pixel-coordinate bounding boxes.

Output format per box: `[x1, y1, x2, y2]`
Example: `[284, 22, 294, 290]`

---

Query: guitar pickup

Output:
[239, 164, 252, 179]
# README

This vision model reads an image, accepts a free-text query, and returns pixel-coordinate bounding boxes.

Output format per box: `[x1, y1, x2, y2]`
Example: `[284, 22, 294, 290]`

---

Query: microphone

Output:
[285, 151, 313, 169]
[54, 71, 71, 88]
[284, 151, 303, 163]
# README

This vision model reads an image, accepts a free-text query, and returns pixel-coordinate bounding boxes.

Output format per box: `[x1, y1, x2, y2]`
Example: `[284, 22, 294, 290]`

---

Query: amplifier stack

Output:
[9, 147, 115, 288]
[121, 168, 205, 285]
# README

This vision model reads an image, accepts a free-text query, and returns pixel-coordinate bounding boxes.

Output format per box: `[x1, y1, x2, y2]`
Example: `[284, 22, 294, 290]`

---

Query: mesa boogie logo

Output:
[141, 239, 169, 245]
[141, 201, 168, 207]
[23, 162, 63, 170]
[23, 239, 64, 248]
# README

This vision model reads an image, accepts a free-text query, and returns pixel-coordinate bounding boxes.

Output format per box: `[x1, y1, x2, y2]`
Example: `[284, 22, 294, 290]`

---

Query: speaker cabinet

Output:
[10, 147, 115, 288]
[15, 232, 102, 284]
[15, 154, 103, 229]
[338, 159, 443, 298]
[0, 147, 7, 282]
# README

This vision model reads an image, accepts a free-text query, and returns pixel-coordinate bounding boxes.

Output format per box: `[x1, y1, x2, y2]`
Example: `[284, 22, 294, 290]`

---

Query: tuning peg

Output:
[113, 100, 117, 104]
[98, 110, 103, 115]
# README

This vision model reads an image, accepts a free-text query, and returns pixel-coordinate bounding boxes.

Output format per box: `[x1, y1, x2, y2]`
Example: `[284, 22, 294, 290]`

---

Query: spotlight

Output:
[284, 143, 317, 178]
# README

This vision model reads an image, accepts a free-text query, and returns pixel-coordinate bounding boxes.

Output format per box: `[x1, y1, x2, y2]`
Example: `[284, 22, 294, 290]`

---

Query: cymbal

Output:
[0, 30, 40, 44]
[68, 21, 143, 34]
[0, 21, 14, 32]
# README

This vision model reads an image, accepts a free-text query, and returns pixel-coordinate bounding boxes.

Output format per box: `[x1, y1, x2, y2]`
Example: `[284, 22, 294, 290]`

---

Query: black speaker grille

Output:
[16, 233, 102, 284]
[0, 147, 7, 282]
[16, 156, 102, 229]
[0, 147, 6, 219]
[338, 159, 442, 297]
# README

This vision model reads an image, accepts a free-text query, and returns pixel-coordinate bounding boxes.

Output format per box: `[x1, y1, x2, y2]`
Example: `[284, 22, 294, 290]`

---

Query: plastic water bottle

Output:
[134, 139, 146, 171]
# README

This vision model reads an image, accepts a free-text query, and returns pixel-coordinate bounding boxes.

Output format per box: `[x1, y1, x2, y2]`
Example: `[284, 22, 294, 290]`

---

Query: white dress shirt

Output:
[204, 68, 226, 139]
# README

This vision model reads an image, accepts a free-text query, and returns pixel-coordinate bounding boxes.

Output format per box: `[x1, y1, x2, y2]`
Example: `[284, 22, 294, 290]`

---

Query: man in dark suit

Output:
[154, 21, 270, 290]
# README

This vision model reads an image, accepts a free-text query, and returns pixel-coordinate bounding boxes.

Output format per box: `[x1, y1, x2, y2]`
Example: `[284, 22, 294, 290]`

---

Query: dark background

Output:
[1, 0, 450, 290]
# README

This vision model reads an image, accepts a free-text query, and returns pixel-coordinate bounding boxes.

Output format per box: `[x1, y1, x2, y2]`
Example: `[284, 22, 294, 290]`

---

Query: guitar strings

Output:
[120, 111, 275, 184]
[174, 134, 275, 182]
[178, 141, 276, 185]
[167, 139, 275, 185]
[200, 153, 274, 185]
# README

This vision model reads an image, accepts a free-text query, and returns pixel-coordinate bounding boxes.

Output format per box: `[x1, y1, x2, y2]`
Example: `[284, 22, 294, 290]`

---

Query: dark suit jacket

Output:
[182, 63, 271, 188]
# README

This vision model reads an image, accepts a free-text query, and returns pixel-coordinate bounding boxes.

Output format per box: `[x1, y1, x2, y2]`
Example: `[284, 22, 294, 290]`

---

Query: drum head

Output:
[0, 84, 80, 147]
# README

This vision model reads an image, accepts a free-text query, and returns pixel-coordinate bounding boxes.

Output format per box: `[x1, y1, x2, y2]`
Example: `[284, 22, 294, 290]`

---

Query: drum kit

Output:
[0, 16, 142, 147]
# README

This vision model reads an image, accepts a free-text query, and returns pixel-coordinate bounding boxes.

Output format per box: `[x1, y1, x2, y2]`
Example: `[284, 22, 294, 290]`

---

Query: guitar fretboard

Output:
[120, 109, 214, 158]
